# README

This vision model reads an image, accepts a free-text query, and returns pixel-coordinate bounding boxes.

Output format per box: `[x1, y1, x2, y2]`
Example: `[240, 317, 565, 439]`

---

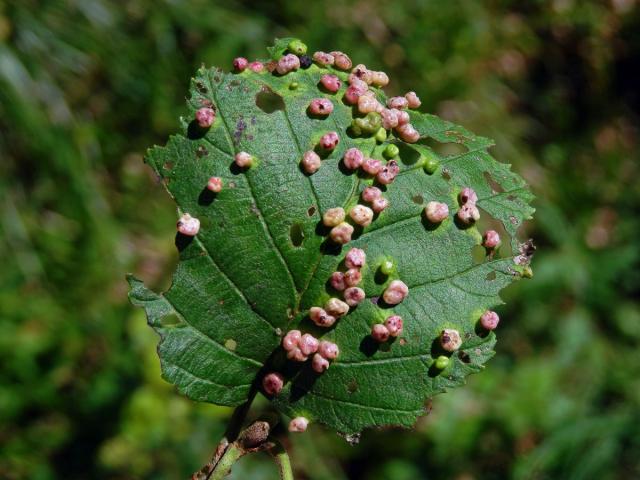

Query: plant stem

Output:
[271, 439, 294, 480]
[208, 443, 245, 480]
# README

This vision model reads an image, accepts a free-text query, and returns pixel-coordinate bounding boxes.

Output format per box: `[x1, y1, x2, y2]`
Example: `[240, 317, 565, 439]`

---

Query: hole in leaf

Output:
[471, 245, 486, 264]
[307, 206, 316, 217]
[256, 86, 285, 113]
[412, 194, 424, 205]
[420, 136, 468, 157]
[160, 314, 183, 327]
[196, 145, 208, 158]
[396, 143, 422, 166]
[289, 223, 305, 247]
[483, 171, 505, 193]
[195, 81, 208, 94]
[225, 339, 237, 351]
[458, 351, 471, 363]
[486, 271, 497, 281]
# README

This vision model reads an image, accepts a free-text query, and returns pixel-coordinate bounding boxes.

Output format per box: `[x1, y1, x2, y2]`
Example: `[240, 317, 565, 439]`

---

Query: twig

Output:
[270, 439, 294, 480]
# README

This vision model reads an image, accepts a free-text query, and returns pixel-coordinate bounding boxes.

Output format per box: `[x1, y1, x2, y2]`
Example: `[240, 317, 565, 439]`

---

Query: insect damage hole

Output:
[256, 86, 285, 113]
[483, 171, 505, 194]
[289, 223, 305, 247]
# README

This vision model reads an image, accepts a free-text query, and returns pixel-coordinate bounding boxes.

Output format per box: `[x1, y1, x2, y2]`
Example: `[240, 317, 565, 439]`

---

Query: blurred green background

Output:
[1, 0, 639, 479]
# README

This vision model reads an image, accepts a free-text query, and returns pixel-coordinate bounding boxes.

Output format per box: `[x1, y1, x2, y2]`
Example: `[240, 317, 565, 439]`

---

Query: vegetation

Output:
[1, 1, 639, 479]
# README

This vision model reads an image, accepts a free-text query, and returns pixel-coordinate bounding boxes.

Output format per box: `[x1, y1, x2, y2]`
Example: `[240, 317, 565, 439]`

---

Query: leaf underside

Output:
[128, 40, 535, 435]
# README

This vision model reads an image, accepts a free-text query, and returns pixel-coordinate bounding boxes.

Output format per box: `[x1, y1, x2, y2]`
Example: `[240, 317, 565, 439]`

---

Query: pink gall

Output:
[312, 353, 330, 373]
[206, 176, 223, 193]
[395, 109, 410, 126]
[308, 98, 334, 116]
[299, 333, 319, 356]
[457, 204, 480, 225]
[318, 340, 340, 360]
[396, 123, 420, 143]
[330, 51, 352, 70]
[233, 57, 248, 71]
[483, 230, 501, 249]
[371, 196, 389, 213]
[325, 297, 349, 317]
[362, 158, 382, 175]
[262, 372, 284, 396]
[276, 54, 300, 75]
[282, 330, 302, 351]
[459, 187, 478, 205]
[344, 268, 362, 287]
[343, 147, 365, 170]
[380, 109, 399, 130]
[350, 204, 374, 227]
[405, 91, 421, 109]
[286, 347, 308, 362]
[309, 307, 336, 328]
[387, 96, 409, 109]
[234, 151, 254, 168]
[376, 160, 399, 185]
[329, 272, 347, 291]
[384, 315, 403, 337]
[424, 201, 449, 223]
[301, 150, 322, 174]
[195, 107, 215, 128]
[320, 74, 342, 93]
[383, 280, 409, 305]
[362, 186, 382, 203]
[371, 323, 390, 343]
[323, 207, 346, 227]
[248, 61, 264, 73]
[344, 286, 365, 306]
[440, 329, 462, 352]
[288, 417, 309, 433]
[330, 222, 354, 244]
[345, 247, 366, 269]
[319, 131, 340, 151]
[313, 51, 334, 66]
[177, 213, 200, 236]
[480, 310, 500, 330]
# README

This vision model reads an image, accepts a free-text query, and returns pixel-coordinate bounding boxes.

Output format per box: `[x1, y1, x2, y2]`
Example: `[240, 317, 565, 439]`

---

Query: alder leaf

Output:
[128, 39, 535, 435]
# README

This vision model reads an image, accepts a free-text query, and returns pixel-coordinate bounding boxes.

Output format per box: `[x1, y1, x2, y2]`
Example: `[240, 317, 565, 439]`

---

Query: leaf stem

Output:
[208, 442, 245, 480]
[270, 439, 294, 480]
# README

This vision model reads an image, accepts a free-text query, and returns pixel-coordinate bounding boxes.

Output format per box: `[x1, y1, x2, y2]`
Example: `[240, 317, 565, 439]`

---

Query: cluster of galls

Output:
[423, 186, 483, 227]
[343, 146, 399, 189]
[327, 247, 367, 311]
[343, 63, 421, 143]
[180, 41, 507, 435]
[370, 279, 409, 342]
[279, 330, 339, 372]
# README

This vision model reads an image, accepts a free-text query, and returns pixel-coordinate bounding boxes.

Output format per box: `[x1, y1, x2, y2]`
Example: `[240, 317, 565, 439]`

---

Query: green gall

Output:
[435, 355, 450, 370]
[379, 258, 395, 276]
[375, 127, 387, 143]
[288, 39, 307, 55]
[289, 82, 299, 90]
[352, 112, 382, 136]
[383, 144, 400, 159]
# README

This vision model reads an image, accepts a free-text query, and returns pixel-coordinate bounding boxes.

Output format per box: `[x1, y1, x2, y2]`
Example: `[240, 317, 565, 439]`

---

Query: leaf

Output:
[128, 40, 535, 435]
[266, 37, 297, 61]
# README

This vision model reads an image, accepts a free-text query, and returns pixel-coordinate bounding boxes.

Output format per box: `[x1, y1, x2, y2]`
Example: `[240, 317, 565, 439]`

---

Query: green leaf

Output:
[128, 40, 535, 435]
[266, 37, 297, 61]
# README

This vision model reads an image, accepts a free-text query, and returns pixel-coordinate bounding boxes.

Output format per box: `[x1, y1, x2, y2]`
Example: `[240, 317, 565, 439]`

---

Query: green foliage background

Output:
[1, 1, 639, 479]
